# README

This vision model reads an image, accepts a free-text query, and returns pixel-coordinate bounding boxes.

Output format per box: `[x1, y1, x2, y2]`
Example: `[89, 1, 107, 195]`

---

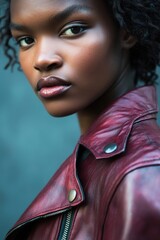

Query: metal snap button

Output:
[68, 189, 77, 203]
[104, 143, 118, 154]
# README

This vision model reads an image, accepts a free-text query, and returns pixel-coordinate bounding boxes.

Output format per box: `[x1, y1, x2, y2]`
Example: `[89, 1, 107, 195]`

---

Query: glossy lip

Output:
[36, 76, 71, 98]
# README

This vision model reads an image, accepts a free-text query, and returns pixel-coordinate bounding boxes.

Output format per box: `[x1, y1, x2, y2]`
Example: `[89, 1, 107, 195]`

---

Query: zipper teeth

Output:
[61, 211, 72, 240]
[6, 209, 71, 239]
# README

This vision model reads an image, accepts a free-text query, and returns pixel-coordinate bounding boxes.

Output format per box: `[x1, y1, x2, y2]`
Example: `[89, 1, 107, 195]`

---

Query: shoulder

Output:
[119, 165, 160, 207]
[103, 165, 160, 240]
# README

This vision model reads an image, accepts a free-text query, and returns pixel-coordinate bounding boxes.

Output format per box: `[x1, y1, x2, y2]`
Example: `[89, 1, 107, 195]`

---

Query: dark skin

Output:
[10, 0, 136, 134]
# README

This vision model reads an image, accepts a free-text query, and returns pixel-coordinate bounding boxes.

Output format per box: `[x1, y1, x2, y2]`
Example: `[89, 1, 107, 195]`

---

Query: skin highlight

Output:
[10, 0, 136, 134]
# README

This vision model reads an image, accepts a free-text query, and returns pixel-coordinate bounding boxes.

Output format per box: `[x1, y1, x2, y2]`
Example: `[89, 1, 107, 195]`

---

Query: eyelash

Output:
[16, 22, 89, 49]
[60, 23, 88, 37]
[16, 36, 34, 48]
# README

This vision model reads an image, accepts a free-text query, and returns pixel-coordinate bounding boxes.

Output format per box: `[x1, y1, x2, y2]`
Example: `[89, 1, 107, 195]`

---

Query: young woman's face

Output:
[10, 0, 128, 117]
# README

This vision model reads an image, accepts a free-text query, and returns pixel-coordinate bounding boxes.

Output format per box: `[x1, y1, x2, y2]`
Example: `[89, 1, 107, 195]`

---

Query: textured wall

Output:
[0, 48, 160, 239]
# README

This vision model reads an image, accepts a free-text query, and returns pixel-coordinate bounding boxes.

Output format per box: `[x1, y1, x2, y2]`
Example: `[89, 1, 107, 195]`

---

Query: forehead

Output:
[10, 0, 86, 8]
[10, 0, 106, 18]
[11, 0, 94, 12]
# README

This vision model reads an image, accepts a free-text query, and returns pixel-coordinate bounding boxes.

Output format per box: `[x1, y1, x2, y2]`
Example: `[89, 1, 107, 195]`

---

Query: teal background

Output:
[0, 48, 160, 239]
[0, 49, 80, 239]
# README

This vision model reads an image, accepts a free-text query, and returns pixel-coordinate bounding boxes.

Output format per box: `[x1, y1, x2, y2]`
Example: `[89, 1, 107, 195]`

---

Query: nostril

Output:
[46, 63, 60, 71]
[34, 65, 40, 71]
[34, 60, 63, 72]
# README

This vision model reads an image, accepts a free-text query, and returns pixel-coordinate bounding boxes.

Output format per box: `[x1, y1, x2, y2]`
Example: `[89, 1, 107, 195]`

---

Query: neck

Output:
[77, 65, 136, 135]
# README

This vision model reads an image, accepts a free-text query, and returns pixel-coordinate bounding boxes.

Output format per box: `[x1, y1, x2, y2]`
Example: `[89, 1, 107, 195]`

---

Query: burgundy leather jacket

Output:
[6, 86, 160, 240]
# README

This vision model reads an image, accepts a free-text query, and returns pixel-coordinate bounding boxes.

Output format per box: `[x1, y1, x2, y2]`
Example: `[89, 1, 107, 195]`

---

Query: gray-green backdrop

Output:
[0, 48, 160, 239]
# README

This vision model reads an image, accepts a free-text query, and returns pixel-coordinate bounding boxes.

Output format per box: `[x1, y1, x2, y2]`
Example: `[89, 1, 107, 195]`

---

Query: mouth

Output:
[36, 76, 71, 99]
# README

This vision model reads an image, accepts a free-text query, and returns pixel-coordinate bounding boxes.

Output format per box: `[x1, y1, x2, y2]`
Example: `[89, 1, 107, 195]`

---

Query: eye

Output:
[17, 36, 34, 48]
[60, 23, 88, 37]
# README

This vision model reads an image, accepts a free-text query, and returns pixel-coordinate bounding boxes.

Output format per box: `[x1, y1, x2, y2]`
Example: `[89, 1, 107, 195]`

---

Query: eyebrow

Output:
[10, 4, 92, 32]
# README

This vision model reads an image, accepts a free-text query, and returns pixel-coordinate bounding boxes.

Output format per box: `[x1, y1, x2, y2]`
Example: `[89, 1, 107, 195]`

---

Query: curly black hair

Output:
[0, 0, 160, 85]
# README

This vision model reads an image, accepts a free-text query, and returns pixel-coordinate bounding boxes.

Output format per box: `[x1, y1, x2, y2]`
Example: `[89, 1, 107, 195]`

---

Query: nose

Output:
[34, 38, 63, 72]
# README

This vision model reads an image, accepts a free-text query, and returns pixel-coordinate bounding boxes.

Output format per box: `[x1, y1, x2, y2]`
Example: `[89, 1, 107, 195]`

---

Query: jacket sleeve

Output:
[103, 165, 160, 240]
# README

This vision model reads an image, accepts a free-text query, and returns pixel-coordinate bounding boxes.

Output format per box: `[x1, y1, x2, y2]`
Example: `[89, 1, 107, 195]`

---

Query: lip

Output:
[36, 76, 71, 98]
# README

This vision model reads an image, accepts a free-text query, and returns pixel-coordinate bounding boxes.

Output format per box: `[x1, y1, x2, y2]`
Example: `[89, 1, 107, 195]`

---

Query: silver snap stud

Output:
[68, 189, 77, 203]
[104, 143, 118, 154]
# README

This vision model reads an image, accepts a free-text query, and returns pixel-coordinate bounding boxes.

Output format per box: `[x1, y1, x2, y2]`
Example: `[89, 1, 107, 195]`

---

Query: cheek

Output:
[68, 34, 121, 87]
[19, 53, 29, 74]
[19, 53, 35, 88]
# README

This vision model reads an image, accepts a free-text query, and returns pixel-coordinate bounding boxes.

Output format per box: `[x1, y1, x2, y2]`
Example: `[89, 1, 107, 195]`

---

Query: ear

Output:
[120, 29, 137, 49]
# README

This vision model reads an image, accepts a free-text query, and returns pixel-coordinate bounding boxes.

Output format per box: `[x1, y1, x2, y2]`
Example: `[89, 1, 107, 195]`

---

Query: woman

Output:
[1, 0, 160, 239]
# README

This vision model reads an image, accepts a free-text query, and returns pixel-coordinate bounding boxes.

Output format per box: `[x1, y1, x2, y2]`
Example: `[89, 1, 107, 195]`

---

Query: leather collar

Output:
[79, 86, 158, 159]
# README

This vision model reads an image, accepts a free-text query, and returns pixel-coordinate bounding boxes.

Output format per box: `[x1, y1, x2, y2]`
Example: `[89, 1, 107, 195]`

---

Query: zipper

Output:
[58, 210, 74, 240]
[6, 209, 70, 239]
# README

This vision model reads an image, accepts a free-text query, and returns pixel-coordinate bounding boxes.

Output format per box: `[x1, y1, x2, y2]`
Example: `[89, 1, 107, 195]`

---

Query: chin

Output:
[45, 107, 76, 118]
